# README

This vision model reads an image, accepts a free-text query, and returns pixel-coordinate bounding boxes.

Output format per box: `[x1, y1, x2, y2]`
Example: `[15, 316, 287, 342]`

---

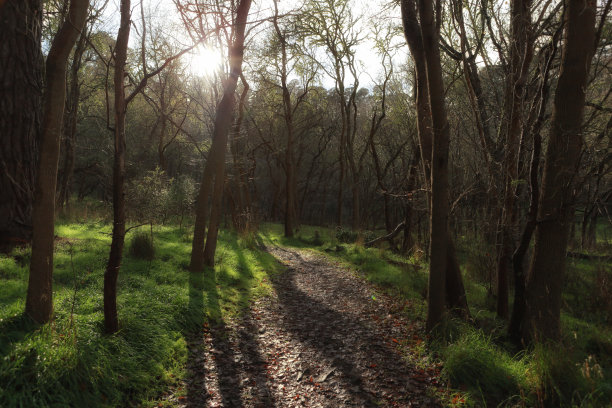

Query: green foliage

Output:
[0, 223, 280, 407]
[261, 222, 612, 407]
[126, 167, 170, 225]
[129, 231, 155, 260]
[441, 329, 529, 406]
[167, 175, 196, 224]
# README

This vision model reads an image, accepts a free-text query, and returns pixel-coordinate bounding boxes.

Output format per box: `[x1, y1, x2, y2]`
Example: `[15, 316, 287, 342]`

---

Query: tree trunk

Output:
[496, 0, 533, 319]
[190, 0, 252, 271]
[416, 0, 452, 332]
[402, 0, 470, 328]
[104, 0, 131, 334]
[58, 25, 88, 212]
[522, 0, 596, 343]
[0, 0, 43, 247]
[25, 0, 88, 324]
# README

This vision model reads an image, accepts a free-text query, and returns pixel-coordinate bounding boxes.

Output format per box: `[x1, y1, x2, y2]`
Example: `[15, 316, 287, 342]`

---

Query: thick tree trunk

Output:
[190, 0, 251, 270]
[25, 0, 88, 324]
[416, 0, 452, 332]
[0, 0, 43, 247]
[522, 0, 596, 343]
[104, 0, 131, 334]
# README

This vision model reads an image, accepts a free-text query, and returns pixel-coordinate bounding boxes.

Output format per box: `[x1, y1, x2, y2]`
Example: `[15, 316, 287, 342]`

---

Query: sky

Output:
[99, 0, 408, 88]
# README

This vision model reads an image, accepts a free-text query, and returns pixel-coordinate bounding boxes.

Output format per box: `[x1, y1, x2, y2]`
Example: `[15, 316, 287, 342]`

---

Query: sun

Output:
[188, 46, 224, 78]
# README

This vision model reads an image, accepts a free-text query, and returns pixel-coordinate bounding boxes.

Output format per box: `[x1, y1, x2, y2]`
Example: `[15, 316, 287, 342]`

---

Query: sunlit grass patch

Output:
[0, 222, 280, 407]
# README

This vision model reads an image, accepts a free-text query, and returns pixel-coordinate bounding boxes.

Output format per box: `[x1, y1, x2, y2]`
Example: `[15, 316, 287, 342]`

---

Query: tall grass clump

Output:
[129, 231, 155, 260]
[441, 328, 530, 406]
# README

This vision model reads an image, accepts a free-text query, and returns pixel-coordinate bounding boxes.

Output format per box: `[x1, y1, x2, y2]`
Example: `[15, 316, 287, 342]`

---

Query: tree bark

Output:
[521, 0, 596, 343]
[190, 0, 252, 270]
[0, 0, 43, 247]
[104, 0, 131, 334]
[416, 0, 452, 332]
[496, 0, 533, 319]
[25, 0, 89, 324]
[401, 0, 470, 326]
[58, 24, 88, 212]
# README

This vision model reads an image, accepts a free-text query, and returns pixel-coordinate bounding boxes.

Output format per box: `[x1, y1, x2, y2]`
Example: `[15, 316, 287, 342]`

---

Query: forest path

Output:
[175, 246, 442, 408]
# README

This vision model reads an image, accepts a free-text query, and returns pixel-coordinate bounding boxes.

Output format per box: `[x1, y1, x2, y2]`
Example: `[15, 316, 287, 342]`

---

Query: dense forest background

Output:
[0, 0, 611, 406]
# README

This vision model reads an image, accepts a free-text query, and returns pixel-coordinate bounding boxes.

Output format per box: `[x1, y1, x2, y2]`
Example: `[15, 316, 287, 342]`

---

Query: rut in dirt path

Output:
[176, 246, 442, 408]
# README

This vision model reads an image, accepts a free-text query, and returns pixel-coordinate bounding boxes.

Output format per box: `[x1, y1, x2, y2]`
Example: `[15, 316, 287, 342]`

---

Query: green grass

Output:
[0, 222, 281, 407]
[261, 223, 612, 407]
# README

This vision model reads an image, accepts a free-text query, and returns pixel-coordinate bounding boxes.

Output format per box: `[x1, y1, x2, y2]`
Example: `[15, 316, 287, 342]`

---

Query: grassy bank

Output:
[0, 223, 280, 407]
[259, 223, 612, 407]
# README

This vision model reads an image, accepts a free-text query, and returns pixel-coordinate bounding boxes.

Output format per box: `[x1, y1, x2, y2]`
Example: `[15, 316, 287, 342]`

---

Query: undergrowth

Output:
[0, 223, 280, 407]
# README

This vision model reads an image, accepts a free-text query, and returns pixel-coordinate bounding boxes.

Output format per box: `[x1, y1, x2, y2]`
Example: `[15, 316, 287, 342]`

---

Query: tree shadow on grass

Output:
[184, 233, 275, 407]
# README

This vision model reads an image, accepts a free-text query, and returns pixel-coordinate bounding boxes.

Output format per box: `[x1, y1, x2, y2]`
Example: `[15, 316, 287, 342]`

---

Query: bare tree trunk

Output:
[0, 0, 42, 247]
[496, 0, 533, 319]
[416, 0, 452, 332]
[402, 0, 470, 325]
[104, 0, 131, 334]
[522, 0, 596, 343]
[190, 0, 252, 270]
[58, 25, 88, 212]
[25, 0, 88, 323]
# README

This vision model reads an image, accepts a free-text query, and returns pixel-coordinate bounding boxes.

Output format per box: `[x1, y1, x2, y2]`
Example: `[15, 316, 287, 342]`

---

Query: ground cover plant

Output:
[259, 223, 612, 407]
[0, 222, 280, 407]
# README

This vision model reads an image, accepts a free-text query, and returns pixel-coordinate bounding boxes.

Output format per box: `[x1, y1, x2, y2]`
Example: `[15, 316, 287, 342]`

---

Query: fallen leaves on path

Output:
[167, 246, 444, 407]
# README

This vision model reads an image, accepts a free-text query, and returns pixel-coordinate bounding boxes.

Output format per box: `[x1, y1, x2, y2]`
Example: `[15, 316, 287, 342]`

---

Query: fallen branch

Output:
[365, 221, 406, 248]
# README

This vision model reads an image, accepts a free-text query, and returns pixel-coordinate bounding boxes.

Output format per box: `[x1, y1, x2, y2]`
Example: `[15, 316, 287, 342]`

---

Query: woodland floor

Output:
[167, 246, 443, 407]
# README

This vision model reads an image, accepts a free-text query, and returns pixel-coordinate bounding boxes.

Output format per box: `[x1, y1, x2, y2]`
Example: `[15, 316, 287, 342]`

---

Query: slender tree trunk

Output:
[25, 0, 88, 324]
[58, 25, 88, 212]
[496, 0, 533, 319]
[190, 0, 252, 270]
[0, 0, 43, 247]
[522, 0, 596, 343]
[104, 0, 130, 334]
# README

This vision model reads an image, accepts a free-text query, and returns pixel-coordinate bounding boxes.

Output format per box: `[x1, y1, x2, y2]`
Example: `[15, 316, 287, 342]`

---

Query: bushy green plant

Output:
[126, 167, 170, 225]
[129, 231, 155, 260]
[168, 175, 196, 228]
[442, 330, 529, 406]
[335, 226, 358, 243]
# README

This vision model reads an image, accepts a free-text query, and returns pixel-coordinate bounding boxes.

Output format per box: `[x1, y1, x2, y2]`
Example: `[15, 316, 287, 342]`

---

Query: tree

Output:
[521, 0, 597, 343]
[401, 0, 469, 330]
[0, 0, 43, 247]
[104, 0, 192, 333]
[186, 0, 253, 270]
[25, 0, 89, 324]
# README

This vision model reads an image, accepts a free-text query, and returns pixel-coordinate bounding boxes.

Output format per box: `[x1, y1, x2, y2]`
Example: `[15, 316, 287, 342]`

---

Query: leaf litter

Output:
[169, 246, 443, 407]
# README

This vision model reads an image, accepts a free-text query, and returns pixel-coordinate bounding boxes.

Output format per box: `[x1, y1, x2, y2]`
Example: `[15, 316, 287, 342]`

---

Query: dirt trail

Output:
[173, 246, 442, 407]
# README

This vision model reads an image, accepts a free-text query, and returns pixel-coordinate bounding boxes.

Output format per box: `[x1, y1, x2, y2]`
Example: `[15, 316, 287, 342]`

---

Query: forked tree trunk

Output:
[190, 0, 252, 270]
[25, 0, 89, 324]
[521, 0, 596, 343]
[104, 0, 131, 334]
[401, 0, 470, 324]
[0, 0, 43, 247]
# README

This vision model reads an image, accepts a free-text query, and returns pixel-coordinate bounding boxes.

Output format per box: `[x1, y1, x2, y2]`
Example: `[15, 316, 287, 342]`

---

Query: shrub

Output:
[442, 330, 528, 406]
[129, 232, 155, 260]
